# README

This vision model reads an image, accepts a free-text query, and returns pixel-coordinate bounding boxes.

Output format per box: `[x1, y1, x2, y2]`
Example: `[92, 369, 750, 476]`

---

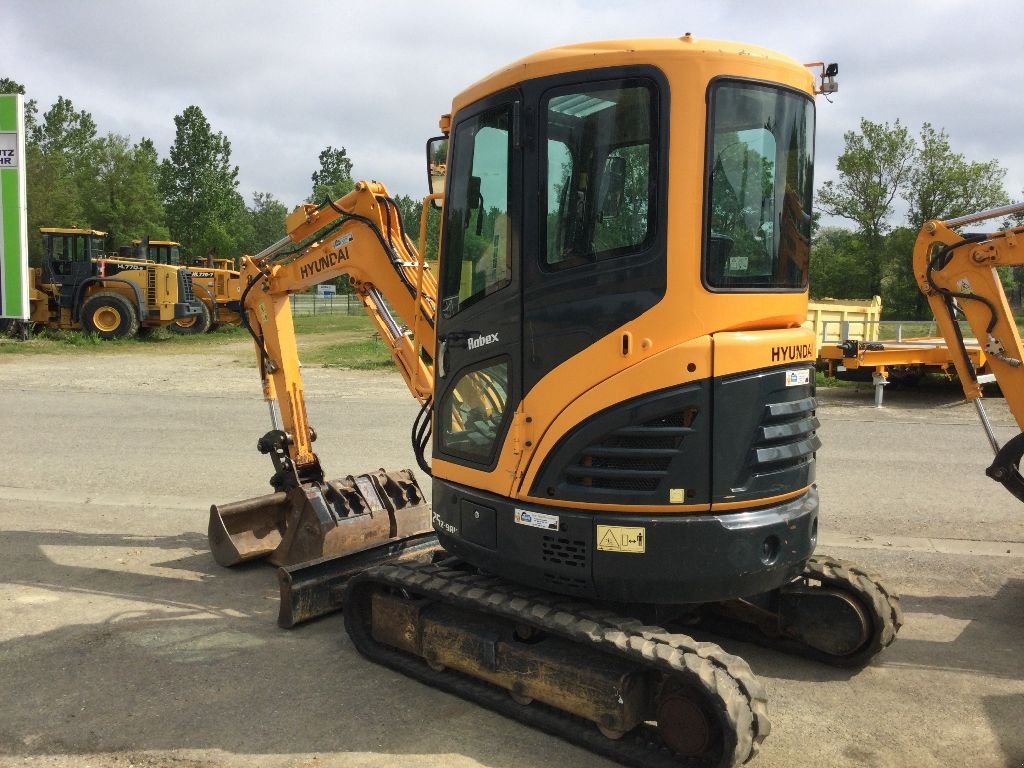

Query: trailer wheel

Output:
[81, 292, 139, 340]
[169, 302, 212, 335]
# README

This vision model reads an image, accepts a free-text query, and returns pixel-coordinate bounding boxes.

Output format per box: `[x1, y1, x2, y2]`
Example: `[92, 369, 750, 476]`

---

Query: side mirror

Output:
[426, 136, 448, 208]
[600, 155, 627, 219]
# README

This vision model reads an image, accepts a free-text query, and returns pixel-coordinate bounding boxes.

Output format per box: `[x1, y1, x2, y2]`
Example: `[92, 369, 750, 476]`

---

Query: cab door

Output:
[433, 91, 522, 485]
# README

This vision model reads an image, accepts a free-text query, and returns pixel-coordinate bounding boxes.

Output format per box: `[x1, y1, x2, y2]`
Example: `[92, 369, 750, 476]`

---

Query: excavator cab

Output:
[429, 59, 821, 605]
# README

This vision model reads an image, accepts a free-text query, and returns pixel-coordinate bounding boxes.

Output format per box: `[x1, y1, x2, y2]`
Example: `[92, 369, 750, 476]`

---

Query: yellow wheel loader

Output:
[207, 38, 899, 767]
[15, 228, 203, 340]
[131, 238, 244, 333]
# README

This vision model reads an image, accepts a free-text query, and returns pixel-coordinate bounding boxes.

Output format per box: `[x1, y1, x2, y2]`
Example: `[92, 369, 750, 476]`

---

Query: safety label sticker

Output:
[514, 508, 559, 531]
[785, 368, 811, 387]
[596, 525, 646, 553]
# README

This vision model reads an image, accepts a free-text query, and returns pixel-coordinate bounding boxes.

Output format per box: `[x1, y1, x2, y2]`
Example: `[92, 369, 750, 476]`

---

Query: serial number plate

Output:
[514, 508, 559, 531]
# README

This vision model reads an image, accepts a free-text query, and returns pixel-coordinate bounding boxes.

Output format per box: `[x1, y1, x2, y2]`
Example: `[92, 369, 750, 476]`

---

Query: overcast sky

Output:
[5, 0, 1022, 223]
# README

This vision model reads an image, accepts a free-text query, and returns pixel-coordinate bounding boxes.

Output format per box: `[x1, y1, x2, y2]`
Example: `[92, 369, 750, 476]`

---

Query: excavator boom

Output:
[208, 181, 440, 573]
[913, 202, 1024, 500]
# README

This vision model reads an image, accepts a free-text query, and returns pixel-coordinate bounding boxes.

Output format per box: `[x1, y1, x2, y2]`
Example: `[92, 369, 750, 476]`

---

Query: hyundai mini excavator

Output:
[207, 37, 901, 767]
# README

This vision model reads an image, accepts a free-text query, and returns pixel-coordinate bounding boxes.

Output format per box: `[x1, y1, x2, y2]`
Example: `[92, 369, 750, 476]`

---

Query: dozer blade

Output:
[277, 531, 442, 628]
[208, 468, 433, 569]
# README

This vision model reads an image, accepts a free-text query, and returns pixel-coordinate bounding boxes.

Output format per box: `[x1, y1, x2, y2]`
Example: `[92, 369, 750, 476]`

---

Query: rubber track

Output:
[802, 554, 903, 667]
[701, 554, 903, 668]
[345, 563, 770, 768]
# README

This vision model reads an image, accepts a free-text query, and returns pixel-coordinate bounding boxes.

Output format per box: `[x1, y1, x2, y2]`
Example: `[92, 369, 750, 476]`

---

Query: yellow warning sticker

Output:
[596, 525, 646, 554]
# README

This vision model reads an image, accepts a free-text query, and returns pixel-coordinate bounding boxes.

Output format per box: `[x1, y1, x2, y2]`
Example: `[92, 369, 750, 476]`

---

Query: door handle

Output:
[438, 337, 448, 378]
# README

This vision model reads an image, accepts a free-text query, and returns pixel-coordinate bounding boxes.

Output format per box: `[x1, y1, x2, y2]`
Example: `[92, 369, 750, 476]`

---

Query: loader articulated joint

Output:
[986, 431, 1024, 503]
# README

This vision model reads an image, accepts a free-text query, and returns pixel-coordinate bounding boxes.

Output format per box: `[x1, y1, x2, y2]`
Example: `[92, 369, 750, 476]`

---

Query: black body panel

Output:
[432, 478, 817, 604]
[529, 381, 710, 505]
[711, 364, 819, 503]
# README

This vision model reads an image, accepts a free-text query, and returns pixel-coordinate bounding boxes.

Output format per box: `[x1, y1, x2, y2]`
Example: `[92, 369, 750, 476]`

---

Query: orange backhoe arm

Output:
[914, 211, 1024, 423]
[914, 203, 1024, 501]
[239, 181, 438, 479]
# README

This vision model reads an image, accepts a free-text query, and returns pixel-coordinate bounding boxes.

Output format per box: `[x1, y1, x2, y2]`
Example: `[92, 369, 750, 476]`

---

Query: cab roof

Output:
[132, 239, 181, 247]
[451, 35, 813, 114]
[40, 227, 107, 236]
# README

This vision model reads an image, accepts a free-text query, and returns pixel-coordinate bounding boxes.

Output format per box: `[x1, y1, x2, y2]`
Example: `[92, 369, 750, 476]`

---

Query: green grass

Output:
[300, 338, 395, 369]
[0, 313, 395, 370]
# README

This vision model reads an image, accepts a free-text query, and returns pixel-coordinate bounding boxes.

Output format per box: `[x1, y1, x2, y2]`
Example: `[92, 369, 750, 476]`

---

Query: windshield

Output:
[705, 81, 814, 290]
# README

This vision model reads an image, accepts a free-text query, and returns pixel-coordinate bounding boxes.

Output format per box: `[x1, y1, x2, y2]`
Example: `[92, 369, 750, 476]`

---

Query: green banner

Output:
[0, 94, 28, 320]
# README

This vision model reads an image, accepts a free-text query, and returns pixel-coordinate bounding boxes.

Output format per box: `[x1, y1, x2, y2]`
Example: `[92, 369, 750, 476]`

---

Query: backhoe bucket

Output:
[208, 468, 432, 569]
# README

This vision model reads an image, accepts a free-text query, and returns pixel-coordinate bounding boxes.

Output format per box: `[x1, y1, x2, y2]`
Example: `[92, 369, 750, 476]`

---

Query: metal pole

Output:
[253, 234, 293, 262]
[973, 399, 1002, 456]
[943, 202, 1024, 228]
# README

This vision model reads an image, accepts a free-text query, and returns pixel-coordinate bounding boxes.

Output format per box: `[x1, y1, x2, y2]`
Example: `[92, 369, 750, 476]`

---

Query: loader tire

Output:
[81, 292, 139, 340]
[169, 302, 211, 335]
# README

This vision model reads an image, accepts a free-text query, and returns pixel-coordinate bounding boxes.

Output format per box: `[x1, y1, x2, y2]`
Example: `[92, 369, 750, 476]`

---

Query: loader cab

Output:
[40, 228, 107, 305]
[133, 239, 183, 266]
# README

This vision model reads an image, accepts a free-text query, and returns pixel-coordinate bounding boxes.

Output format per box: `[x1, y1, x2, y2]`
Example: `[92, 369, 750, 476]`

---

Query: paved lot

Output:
[0, 347, 1022, 768]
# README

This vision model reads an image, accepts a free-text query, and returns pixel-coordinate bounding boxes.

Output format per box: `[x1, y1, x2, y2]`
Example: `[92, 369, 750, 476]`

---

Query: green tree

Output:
[23, 96, 99, 262]
[309, 146, 355, 203]
[817, 119, 915, 291]
[877, 227, 925, 319]
[0, 77, 38, 138]
[87, 135, 169, 247]
[905, 123, 1009, 228]
[809, 227, 873, 300]
[393, 193, 440, 261]
[248, 191, 287, 252]
[159, 105, 245, 259]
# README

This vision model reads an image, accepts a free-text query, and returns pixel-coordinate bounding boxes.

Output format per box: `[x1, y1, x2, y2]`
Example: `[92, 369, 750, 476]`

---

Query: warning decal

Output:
[596, 525, 646, 554]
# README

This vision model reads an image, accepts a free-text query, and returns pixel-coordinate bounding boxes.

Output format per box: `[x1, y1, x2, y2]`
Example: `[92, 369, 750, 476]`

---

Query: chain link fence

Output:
[288, 293, 362, 316]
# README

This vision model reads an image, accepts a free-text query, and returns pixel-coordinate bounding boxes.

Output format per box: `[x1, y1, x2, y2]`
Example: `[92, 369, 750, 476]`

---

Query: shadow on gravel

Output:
[0, 528, 587, 767]
[668, 579, 1024, 686]
[983, 693, 1024, 768]
[888, 582, 1024, 682]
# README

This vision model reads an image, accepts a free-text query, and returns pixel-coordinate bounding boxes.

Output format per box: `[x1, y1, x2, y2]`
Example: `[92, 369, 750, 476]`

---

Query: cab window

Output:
[543, 81, 656, 270]
[705, 81, 814, 290]
[440, 105, 512, 318]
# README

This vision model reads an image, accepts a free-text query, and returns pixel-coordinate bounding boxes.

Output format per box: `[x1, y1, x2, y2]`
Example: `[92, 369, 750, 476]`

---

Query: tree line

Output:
[812, 119, 1018, 318]
[0, 77, 438, 271]
[6, 74, 1010, 317]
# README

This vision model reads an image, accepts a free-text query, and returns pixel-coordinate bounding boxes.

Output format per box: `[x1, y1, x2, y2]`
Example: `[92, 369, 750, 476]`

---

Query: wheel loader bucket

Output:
[208, 468, 432, 569]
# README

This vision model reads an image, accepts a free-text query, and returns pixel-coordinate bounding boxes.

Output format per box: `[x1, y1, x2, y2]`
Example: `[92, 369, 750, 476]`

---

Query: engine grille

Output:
[749, 396, 821, 477]
[563, 406, 698, 492]
[178, 270, 196, 303]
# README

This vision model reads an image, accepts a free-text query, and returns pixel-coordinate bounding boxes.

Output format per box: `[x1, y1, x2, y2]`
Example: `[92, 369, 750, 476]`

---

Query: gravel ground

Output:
[0, 346, 1021, 768]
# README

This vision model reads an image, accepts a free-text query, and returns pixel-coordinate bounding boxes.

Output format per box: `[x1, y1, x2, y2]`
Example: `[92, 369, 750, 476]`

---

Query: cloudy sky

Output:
[5, 0, 1022, 221]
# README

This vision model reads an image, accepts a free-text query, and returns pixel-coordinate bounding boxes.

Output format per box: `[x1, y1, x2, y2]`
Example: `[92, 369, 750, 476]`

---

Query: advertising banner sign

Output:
[0, 94, 29, 320]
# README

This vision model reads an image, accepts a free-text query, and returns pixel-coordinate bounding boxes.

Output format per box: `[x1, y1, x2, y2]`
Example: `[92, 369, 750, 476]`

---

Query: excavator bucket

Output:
[208, 468, 433, 569]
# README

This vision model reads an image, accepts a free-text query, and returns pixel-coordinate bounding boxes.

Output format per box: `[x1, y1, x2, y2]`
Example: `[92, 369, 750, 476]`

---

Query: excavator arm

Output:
[240, 181, 438, 481]
[207, 181, 440, 575]
[914, 202, 1024, 500]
